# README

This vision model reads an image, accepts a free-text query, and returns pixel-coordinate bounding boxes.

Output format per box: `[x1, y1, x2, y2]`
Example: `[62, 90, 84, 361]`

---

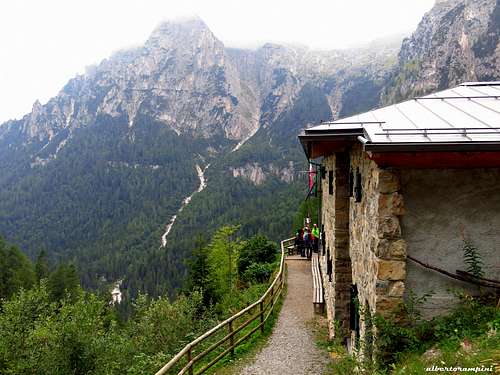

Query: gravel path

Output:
[239, 257, 329, 375]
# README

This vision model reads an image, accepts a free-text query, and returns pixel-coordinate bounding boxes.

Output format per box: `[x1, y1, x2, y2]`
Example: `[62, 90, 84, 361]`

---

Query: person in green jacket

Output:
[312, 224, 320, 253]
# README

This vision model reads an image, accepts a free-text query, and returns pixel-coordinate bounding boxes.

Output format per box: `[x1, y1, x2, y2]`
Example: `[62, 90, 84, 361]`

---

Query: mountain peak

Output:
[434, 0, 462, 5]
[146, 17, 215, 50]
[153, 16, 209, 33]
[32, 99, 42, 111]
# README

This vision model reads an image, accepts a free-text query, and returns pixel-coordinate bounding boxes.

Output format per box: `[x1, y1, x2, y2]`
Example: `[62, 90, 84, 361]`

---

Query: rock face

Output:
[230, 161, 295, 185]
[1, 19, 257, 153]
[383, 0, 499, 103]
[0, 18, 398, 161]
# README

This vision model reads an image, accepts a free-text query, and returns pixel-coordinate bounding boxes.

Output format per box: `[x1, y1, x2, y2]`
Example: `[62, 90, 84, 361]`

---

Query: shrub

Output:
[374, 291, 499, 368]
[237, 235, 277, 276]
[242, 263, 275, 283]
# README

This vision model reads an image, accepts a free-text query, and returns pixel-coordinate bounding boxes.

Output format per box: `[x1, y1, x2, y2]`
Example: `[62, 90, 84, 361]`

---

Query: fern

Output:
[462, 240, 484, 278]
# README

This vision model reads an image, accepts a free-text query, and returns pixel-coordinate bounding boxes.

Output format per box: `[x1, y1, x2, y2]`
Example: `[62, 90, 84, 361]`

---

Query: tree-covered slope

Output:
[0, 112, 222, 291]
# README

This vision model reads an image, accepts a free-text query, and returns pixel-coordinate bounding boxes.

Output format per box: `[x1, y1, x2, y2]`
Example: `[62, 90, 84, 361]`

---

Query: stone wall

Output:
[333, 152, 352, 334]
[400, 168, 500, 318]
[349, 144, 407, 355]
[320, 145, 407, 346]
[320, 154, 336, 339]
[320, 152, 352, 339]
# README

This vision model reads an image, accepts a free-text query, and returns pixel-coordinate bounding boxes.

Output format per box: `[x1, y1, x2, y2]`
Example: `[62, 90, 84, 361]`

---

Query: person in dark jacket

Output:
[303, 227, 312, 259]
[294, 228, 304, 256]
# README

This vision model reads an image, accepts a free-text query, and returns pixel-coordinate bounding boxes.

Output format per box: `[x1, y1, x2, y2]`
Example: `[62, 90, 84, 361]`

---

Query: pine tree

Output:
[35, 249, 50, 281]
[0, 236, 35, 299]
[48, 263, 80, 302]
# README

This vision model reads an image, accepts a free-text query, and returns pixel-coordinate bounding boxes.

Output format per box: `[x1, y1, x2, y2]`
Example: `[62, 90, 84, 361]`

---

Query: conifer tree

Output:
[35, 249, 50, 281]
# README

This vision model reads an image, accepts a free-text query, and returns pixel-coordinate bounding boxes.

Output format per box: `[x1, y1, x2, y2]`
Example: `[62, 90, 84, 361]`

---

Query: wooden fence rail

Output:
[155, 237, 294, 375]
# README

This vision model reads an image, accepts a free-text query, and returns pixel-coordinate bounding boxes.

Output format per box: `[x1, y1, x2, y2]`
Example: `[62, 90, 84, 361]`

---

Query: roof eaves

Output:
[363, 141, 500, 153]
[304, 124, 365, 135]
[460, 81, 500, 87]
[298, 130, 363, 159]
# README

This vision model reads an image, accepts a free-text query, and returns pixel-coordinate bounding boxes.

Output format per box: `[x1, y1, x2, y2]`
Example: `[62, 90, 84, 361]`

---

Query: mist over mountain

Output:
[0, 0, 498, 298]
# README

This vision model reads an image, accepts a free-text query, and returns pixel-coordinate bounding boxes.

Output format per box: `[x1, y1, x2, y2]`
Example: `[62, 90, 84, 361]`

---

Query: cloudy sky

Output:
[0, 0, 435, 123]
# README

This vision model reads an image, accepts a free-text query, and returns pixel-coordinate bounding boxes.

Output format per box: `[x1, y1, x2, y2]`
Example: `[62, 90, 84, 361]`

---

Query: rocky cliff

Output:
[0, 18, 397, 156]
[383, 0, 499, 103]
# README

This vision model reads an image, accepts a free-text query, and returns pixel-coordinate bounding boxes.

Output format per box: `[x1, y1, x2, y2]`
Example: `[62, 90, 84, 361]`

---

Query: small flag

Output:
[308, 163, 316, 191]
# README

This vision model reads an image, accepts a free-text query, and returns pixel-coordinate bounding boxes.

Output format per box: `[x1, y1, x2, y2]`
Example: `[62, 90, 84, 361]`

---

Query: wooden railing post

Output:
[270, 284, 274, 314]
[259, 301, 264, 333]
[187, 347, 193, 375]
[228, 321, 234, 357]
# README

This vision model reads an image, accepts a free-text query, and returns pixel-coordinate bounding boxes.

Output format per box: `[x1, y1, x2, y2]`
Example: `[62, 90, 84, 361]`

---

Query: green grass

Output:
[391, 329, 500, 375]
[319, 328, 499, 375]
[313, 319, 358, 374]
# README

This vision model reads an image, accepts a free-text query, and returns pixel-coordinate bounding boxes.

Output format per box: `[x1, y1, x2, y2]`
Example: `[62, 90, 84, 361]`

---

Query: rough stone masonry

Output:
[320, 144, 407, 355]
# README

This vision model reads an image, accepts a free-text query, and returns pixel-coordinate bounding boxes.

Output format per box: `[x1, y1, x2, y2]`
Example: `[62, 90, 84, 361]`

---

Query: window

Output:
[326, 248, 332, 282]
[320, 166, 326, 180]
[350, 284, 360, 345]
[348, 169, 354, 197]
[321, 226, 326, 256]
[354, 169, 362, 202]
[328, 170, 333, 195]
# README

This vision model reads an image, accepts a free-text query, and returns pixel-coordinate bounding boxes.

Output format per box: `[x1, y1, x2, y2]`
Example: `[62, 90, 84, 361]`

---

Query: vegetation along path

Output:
[239, 257, 329, 375]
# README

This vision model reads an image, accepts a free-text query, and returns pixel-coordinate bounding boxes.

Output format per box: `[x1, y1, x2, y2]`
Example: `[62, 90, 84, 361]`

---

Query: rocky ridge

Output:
[383, 0, 499, 103]
[0, 17, 399, 167]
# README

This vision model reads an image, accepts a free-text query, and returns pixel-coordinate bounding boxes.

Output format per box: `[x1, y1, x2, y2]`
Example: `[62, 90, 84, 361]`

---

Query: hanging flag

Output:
[308, 163, 316, 191]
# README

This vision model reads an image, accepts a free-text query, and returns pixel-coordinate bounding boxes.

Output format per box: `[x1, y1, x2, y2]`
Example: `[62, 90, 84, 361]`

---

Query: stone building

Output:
[298, 82, 500, 353]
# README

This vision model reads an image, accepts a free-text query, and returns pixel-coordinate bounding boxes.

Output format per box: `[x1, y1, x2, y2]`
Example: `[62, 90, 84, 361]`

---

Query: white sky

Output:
[0, 0, 435, 123]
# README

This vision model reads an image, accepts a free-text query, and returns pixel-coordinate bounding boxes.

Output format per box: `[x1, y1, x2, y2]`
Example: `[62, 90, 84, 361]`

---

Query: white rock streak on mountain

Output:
[161, 163, 209, 247]
[231, 125, 259, 152]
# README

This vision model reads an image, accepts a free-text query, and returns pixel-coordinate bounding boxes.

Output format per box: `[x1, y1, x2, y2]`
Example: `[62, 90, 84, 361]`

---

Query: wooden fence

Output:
[154, 237, 294, 375]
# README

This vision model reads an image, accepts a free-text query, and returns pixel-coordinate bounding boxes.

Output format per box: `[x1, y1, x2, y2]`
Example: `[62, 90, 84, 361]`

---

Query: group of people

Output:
[294, 223, 320, 259]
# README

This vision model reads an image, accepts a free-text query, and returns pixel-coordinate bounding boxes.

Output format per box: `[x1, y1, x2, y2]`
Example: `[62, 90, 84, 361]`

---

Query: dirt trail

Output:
[239, 257, 329, 375]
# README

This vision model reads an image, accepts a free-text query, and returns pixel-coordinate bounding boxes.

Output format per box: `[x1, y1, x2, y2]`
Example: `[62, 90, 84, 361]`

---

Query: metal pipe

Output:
[357, 135, 369, 144]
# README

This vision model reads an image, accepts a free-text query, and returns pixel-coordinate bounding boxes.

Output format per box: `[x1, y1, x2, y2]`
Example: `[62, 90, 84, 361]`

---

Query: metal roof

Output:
[304, 82, 500, 152]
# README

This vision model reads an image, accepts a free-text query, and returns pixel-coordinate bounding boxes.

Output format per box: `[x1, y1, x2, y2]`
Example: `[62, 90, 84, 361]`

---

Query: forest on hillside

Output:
[0, 227, 283, 374]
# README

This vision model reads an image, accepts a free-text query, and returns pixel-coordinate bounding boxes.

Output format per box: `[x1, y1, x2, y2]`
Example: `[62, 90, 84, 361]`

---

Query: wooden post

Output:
[187, 347, 193, 375]
[259, 301, 264, 333]
[228, 321, 234, 357]
[270, 285, 275, 314]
